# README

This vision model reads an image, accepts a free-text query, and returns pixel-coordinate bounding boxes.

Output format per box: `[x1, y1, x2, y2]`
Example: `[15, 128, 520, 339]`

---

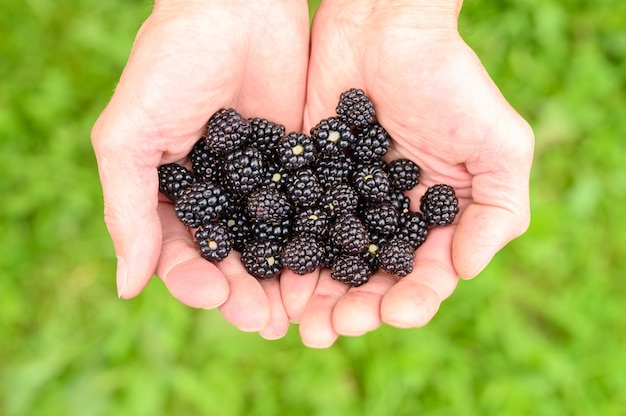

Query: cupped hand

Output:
[91, 0, 310, 338]
[290, 0, 534, 347]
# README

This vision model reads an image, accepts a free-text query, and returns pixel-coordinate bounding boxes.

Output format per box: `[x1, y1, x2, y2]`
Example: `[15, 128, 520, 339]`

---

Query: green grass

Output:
[1, 0, 625, 414]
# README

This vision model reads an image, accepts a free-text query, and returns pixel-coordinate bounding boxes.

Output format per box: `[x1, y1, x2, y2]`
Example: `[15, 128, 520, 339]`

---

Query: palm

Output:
[92, 2, 309, 337]
[292, 9, 533, 347]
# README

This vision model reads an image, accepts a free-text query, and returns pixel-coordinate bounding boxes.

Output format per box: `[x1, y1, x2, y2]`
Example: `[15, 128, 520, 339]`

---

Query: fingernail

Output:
[116, 255, 128, 298]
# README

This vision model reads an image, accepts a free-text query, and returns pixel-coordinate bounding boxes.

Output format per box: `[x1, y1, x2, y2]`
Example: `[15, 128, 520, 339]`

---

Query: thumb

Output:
[92, 110, 163, 298]
[453, 118, 534, 279]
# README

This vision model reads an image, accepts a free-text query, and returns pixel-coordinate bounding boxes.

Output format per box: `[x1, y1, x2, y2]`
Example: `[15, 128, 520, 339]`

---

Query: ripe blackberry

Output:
[387, 159, 420, 191]
[204, 108, 250, 154]
[352, 165, 391, 202]
[361, 241, 382, 272]
[262, 163, 290, 191]
[292, 206, 329, 237]
[285, 168, 323, 208]
[322, 183, 359, 218]
[420, 184, 459, 226]
[377, 238, 415, 277]
[158, 163, 195, 202]
[175, 181, 229, 228]
[385, 190, 411, 214]
[223, 146, 266, 196]
[195, 221, 232, 262]
[241, 240, 283, 279]
[189, 138, 222, 183]
[251, 217, 292, 243]
[316, 152, 354, 189]
[310, 116, 355, 155]
[282, 236, 324, 275]
[246, 186, 293, 222]
[397, 211, 429, 250]
[336, 88, 375, 128]
[331, 254, 372, 287]
[224, 211, 252, 252]
[330, 214, 370, 255]
[248, 117, 285, 160]
[278, 132, 316, 170]
[362, 201, 400, 236]
[351, 122, 391, 162]
[321, 241, 342, 269]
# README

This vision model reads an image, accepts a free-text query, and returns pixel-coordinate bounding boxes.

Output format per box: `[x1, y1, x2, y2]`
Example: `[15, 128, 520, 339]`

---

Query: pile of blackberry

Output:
[158, 88, 459, 286]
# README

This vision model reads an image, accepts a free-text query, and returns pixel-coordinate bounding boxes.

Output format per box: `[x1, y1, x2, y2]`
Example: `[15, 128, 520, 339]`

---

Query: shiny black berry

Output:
[336, 88, 375, 128]
[282, 236, 323, 275]
[195, 221, 232, 262]
[204, 108, 250, 155]
[377, 238, 415, 277]
[420, 184, 459, 226]
[241, 240, 283, 279]
[158, 163, 195, 202]
[310, 116, 355, 155]
[175, 181, 229, 228]
[278, 132, 316, 170]
[387, 159, 420, 191]
[331, 255, 372, 287]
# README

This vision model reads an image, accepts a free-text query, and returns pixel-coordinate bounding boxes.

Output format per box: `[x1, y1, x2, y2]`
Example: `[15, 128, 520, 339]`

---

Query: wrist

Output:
[318, 0, 462, 34]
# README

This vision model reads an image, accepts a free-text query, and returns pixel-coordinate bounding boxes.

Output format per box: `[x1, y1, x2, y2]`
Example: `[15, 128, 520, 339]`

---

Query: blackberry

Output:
[397, 211, 428, 250]
[241, 240, 283, 279]
[362, 201, 400, 236]
[377, 238, 415, 277]
[204, 108, 250, 154]
[262, 163, 290, 191]
[292, 206, 329, 237]
[361, 241, 382, 272]
[223, 146, 266, 196]
[248, 117, 285, 159]
[278, 132, 316, 170]
[195, 221, 232, 262]
[322, 183, 359, 218]
[224, 211, 252, 252]
[321, 241, 342, 268]
[420, 184, 459, 226]
[385, 190, 411, 214]
[189, 138, 222, 183]
[331, 254, 372, 287]
[285, 168, 323, 208]
[282, 236, 324, 275]
[251, 217, 292, 243]
[336, 88, 375, 128]
[246, 186, 293, 222]
[158, 163, 195, 202]
[310, 116, 355, 155]
[352, 123, 392, 162]
[330, 214, 370, 255]
[387, 159, 420, 191]
[316, 152, 354, 189]
[175, 181, 229, 228]
[352, 165, 391, 202]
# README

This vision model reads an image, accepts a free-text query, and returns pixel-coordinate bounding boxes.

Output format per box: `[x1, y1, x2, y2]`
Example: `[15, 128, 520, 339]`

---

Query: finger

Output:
[92, 113, 163, 299]
[279, 270, 321, 323]
[217, 251, 271, 332]
[331, 273, 398, 336]
[258, 277, 291, 340]
[381, 226, 459, 328]
[298, 270, 349, 348]
[454, 119, 534, 279]
[155, 202, 230, 309]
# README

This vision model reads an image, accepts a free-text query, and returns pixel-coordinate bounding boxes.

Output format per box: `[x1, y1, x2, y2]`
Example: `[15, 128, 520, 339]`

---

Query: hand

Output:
[286, 0, 534, 347]
[91, 0, 310, 339]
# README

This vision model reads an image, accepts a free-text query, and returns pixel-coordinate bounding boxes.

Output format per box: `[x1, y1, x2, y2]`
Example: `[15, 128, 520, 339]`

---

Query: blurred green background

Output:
[1, 0, 625, 414]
